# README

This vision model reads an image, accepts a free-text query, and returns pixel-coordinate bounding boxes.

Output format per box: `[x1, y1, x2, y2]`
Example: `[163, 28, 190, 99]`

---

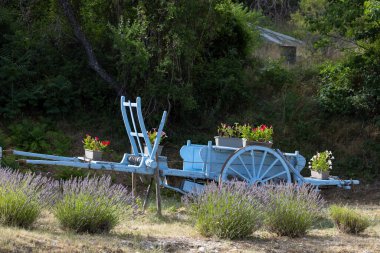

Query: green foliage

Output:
[55, 193, 120, 233]
[240, 124, 273, 142]
[263, 184, 324, 237]
[296, 0, 380, 118]
[0, 129, 10, 148]
[217, 123, 241, 137]
[108, 0, 261, 123]
[309, 150, 334, 173]
[258, 60, 294, 89]
[183, 182, 263, 239]
[9, 120, 71, 155]
[329, 205, 370, 234]
[53, 168, 88, 181]
[54, 176, 133, 233]
[0, 168, 57, 228]
[319, 59, 379, 116]
[0, 186, 40, 227]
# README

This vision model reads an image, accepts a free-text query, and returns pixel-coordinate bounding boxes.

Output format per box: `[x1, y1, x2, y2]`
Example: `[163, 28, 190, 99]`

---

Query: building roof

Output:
[257, 26, 304, 47]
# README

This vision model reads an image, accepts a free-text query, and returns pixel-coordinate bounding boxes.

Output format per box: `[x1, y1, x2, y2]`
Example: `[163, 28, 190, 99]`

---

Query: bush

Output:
[54, 175, 134, 233]
[329, 205, 370, 234]
[262, 183, 324, 237]
[9, 120, 71, 155]
[0, 168, 57, 228]
[53, 167, 88, 181]
[183, 182, 263, 239]
[319, 58, 379, 118]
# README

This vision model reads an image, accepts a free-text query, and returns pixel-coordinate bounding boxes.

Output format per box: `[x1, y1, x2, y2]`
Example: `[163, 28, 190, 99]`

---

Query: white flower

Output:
[331, 156, 335, 159]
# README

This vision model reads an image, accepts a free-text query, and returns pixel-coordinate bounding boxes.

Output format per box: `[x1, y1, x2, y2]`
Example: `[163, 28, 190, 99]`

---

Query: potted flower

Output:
[83, 134, 110, 161]
[309, 150, 334, 179]
[241, 124, 273, 148]
[145, 129, 167, 156]
[214, 123, 243, 148]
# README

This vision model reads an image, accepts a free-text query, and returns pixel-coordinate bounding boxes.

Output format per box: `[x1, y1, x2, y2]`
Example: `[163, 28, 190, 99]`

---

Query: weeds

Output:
[329, 205, 370, 234]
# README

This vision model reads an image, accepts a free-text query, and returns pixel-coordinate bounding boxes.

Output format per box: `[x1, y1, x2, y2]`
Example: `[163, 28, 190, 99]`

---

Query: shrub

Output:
[0, 168, 58, 227]
[53, 167, 88, 181]
[183, 182, 263, 239]
[329, 205, 370, 234]
[54, 175, 134, 234]
[262, 183, 324, 237]
[9, 120, 71, 155]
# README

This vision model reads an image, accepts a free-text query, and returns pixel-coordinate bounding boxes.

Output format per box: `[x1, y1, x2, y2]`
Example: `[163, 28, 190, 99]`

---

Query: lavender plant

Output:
[54, 175, 134, 233]
[0, 167, 58, 227]
[261, 183, 324, 237]
[183, 182, 264, 239]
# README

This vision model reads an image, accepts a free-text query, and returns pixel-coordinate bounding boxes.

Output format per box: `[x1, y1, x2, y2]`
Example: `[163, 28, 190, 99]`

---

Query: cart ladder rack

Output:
[121, 96, 167, 164]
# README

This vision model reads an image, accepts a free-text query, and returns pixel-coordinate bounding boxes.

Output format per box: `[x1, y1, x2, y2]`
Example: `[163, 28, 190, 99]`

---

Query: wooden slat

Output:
[130, 132, 145, 137]
[123, 102, 137, 107]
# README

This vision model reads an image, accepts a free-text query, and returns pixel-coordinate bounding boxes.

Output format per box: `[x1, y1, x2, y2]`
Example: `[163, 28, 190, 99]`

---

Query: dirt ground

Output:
[0, 183, 379, 253]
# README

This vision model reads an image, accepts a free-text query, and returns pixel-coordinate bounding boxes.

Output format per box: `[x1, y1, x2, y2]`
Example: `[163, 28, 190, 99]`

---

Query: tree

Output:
[295, 0, 380, 118]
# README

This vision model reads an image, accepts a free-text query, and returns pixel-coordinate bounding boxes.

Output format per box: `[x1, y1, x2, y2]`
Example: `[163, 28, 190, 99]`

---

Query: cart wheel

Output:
[219, 146, 291, 185]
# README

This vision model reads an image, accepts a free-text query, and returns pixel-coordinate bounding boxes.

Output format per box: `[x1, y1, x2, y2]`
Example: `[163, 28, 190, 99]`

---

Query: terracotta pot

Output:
[310, 170, 330, 180]
[214, 136, 243, 148]
[243, 139, 273, 148]
[85, 149, 103, 160]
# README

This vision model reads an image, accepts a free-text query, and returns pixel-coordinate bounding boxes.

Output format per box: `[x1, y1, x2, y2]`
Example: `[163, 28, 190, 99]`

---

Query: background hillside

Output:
[0, 0, 379, 181]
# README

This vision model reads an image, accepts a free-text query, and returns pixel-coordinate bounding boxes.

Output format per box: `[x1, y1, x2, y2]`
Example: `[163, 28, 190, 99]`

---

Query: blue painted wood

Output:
[161, 168, 210, 179]
[219, 146, 291, 184]
[275, 149, 305, 184]
[121, 96, 139, 155]
[23, 159, 155, 174]
[149, 110, 167, 162]
[12, 150, 79, 161]
[179, 144, 205, 172]
[136, 97, 152, 154]
[304, 177, 359, 186]
[128, 100, 144, 154]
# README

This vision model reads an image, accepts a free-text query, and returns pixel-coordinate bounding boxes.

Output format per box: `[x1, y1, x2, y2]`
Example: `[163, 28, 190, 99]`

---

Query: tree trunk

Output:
[57, 0, 121, 94]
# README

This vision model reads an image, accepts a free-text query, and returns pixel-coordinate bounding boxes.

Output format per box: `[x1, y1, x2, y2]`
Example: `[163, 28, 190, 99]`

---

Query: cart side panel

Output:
[180, 145, 206, 172]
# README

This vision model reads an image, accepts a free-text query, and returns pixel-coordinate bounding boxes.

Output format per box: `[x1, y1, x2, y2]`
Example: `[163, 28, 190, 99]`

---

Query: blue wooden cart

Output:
[0, 96, 359, 194]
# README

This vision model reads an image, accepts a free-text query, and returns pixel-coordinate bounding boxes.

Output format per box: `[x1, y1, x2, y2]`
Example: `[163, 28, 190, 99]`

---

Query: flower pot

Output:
[243, 139, 273, 148]
[214, 136, 243, 148]
[85, 149, 103, 161]
[144, 145, 163, 156]
[310, 170, 330, 180]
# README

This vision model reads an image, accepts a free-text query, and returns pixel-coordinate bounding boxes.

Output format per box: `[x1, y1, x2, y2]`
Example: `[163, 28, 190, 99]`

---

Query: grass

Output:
[329, 205, 371, 234]
[0, 193, 378, 253]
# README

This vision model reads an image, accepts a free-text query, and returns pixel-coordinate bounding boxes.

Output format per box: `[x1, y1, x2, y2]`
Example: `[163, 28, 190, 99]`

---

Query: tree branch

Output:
[58, 0, 121, 94]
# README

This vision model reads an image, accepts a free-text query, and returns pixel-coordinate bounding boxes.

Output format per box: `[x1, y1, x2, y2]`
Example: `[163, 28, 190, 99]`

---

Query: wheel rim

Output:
[219, 146, 291, 185]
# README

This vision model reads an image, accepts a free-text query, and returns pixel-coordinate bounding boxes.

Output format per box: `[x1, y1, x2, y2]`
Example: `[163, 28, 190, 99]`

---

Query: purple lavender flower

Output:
[0, 167, 59, 227]
[54, 175, 134, 233]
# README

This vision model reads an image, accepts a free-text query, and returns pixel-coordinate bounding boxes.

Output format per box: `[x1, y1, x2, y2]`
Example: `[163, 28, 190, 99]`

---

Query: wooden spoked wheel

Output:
[219, 146, 291, 185]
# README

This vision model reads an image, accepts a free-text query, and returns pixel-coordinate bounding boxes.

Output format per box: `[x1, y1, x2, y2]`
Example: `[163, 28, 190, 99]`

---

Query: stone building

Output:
[256, 26, 304, 64]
